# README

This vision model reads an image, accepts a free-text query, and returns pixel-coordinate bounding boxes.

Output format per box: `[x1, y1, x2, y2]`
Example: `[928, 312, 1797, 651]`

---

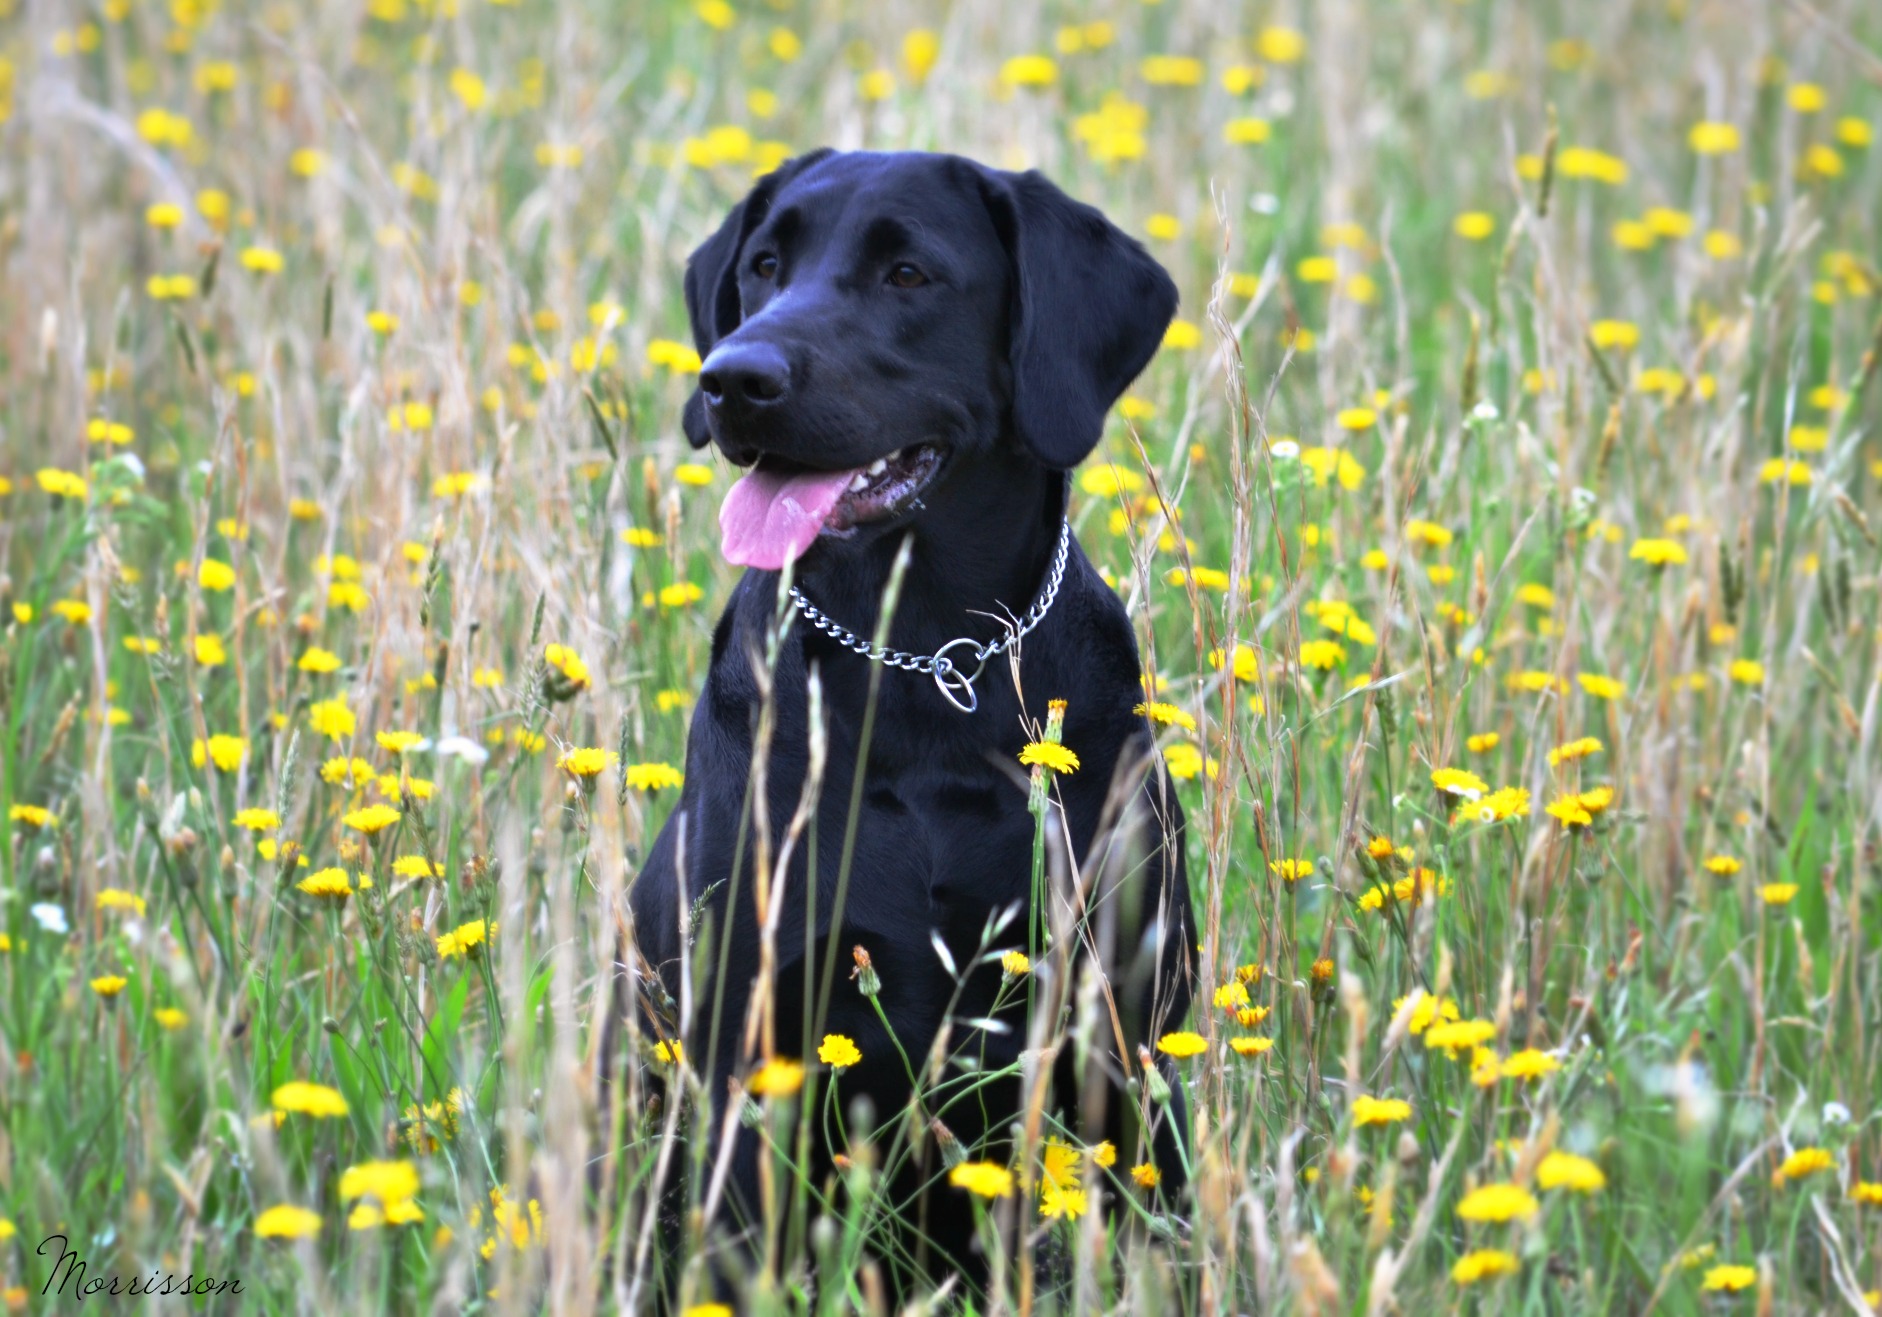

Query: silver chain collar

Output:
[785, 519, 1072, 714]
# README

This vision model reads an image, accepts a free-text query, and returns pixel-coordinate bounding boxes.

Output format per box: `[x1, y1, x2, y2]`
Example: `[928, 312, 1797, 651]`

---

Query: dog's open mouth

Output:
[719, 443, 945, 569]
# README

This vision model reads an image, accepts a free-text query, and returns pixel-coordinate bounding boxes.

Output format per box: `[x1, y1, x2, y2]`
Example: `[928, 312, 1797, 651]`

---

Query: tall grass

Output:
[2, 0, 1879, 1310]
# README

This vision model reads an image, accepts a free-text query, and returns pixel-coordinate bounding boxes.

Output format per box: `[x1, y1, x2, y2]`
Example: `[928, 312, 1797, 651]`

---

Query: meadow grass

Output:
[2, 0, 1881, 1310]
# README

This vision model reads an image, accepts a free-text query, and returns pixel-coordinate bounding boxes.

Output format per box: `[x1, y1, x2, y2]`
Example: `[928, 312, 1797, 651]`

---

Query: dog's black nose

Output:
[698, 342, 790, 412]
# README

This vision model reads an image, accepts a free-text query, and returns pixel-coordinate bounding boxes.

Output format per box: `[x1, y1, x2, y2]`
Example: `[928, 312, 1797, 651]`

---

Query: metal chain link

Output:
[785, 518, 1071, 713]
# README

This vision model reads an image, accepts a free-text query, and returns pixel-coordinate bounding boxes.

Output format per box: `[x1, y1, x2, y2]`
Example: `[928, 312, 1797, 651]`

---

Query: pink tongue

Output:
[719, 464, 861, 569]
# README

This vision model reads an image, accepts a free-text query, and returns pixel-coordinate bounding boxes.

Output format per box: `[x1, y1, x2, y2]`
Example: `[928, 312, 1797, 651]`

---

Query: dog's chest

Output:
[836, 770, 1039, 941]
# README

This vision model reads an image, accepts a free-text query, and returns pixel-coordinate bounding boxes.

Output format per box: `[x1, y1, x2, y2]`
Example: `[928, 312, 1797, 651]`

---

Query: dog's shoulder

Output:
[1049, 543, 1154, 709]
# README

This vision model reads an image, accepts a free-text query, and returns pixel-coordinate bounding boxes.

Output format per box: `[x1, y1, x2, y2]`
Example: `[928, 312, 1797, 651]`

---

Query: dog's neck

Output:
[776, 450, 1066, 676]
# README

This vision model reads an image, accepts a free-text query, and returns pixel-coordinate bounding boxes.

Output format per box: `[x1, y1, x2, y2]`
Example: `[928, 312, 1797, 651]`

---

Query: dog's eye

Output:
[887, 263, 929, 289]
[751, 253, 779, 279]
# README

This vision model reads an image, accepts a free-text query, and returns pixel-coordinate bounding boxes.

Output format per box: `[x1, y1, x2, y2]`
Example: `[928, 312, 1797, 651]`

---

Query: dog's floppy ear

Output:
[980, 168, 1179, 470]
[680, 148, 835, 448]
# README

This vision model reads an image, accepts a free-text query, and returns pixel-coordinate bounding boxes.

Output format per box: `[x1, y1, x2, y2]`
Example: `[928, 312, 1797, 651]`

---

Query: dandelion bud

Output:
[136, 778, 153, 805]
[166, 827, 199, 858]
[1396, 1131, 1420, 1164]
[810, 1214, 839, 1256]
[1140, 1051, 1172, 1106]
[219, 843, 235, 873]
[851, 944, 881, 998]
[931, 1117, 964, 1168]
[739, 1095, 765, 1129]
[323, 1017, 341, 1035]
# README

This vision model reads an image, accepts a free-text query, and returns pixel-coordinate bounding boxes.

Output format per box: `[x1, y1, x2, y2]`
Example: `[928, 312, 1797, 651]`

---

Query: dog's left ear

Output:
[680, 148, 835, 448]
[979, 168, 1179, 470]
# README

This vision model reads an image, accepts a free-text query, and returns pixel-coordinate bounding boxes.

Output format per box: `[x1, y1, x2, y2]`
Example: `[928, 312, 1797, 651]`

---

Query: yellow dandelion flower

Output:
[1000, 54, 1059, 88]
[1454, 211, 1496, 241]
[1452, 1249, 1519, 1284]
[949, 1162, 1014, 1198]
[1689, 121, 1741, 154]
[625, 762, 684, 792]
[1456, 1183, 1538, 1223]
[818, 1034, 862, 1068]
[1537, 1150, 1605, 1192]
[1431, 767, 1488, 799]
[1629, 538, 1688, 566]
[339, 1160, 420, 1206]
[341, 804, 400, 835]
[1758, 457, 1812, 486]
[1256, 26, 1306, 62]
[309, 697, 355, 741]
[1352, 1095, 1412, 1127]
[1545, 796, 1594, 829]
[1701, 1264, 1757, 1292]
[1578, 673, 1624, 701]
[297, 868, 355, 900]
[749, 1059, 806, 1098]
[376, 730, 424, 755]
[96, 889, 147, 918]
[1224, 117, 1272, 145]
[1547, 736, 1603, 766]
[1162, 319, 1201, 350]
[436, 920, 490, 959]
[1502, 1049, 1562, 1081]
[1156, 1031, 1208, 1058]
[1019, 741, 1079, 774]
[255, 1205, 323, 1239]
[557, 747, 619, 777]
[1298, 639, 1346, 670]
[1270, 858, 1313, 884]
[1590, 319, 1640, 351]
[273, 1081, 350, 1117]
[1425, 1019, 1497, 1056]
[11, 804, 57, 830]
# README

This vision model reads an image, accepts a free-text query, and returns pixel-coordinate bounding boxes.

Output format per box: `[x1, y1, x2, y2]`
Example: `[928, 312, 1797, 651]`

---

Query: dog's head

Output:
[680, 150, 1177, 570]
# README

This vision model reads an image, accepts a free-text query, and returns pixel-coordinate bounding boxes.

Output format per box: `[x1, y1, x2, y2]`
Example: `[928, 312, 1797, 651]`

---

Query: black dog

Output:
[622, 149, 1196, 1298]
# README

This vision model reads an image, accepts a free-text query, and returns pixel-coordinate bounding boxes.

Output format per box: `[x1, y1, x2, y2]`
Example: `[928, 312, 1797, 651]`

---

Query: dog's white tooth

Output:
[867, 459, 887, 476]
[848, 473, 869, 492]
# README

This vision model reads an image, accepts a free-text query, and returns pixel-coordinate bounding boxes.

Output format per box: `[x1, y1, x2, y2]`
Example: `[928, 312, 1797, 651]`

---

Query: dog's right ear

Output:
[680, 149, 834, 448]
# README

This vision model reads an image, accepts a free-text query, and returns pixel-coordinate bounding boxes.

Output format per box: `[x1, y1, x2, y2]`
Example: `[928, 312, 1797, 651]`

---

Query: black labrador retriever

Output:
[621, 148, 1196, 1298]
